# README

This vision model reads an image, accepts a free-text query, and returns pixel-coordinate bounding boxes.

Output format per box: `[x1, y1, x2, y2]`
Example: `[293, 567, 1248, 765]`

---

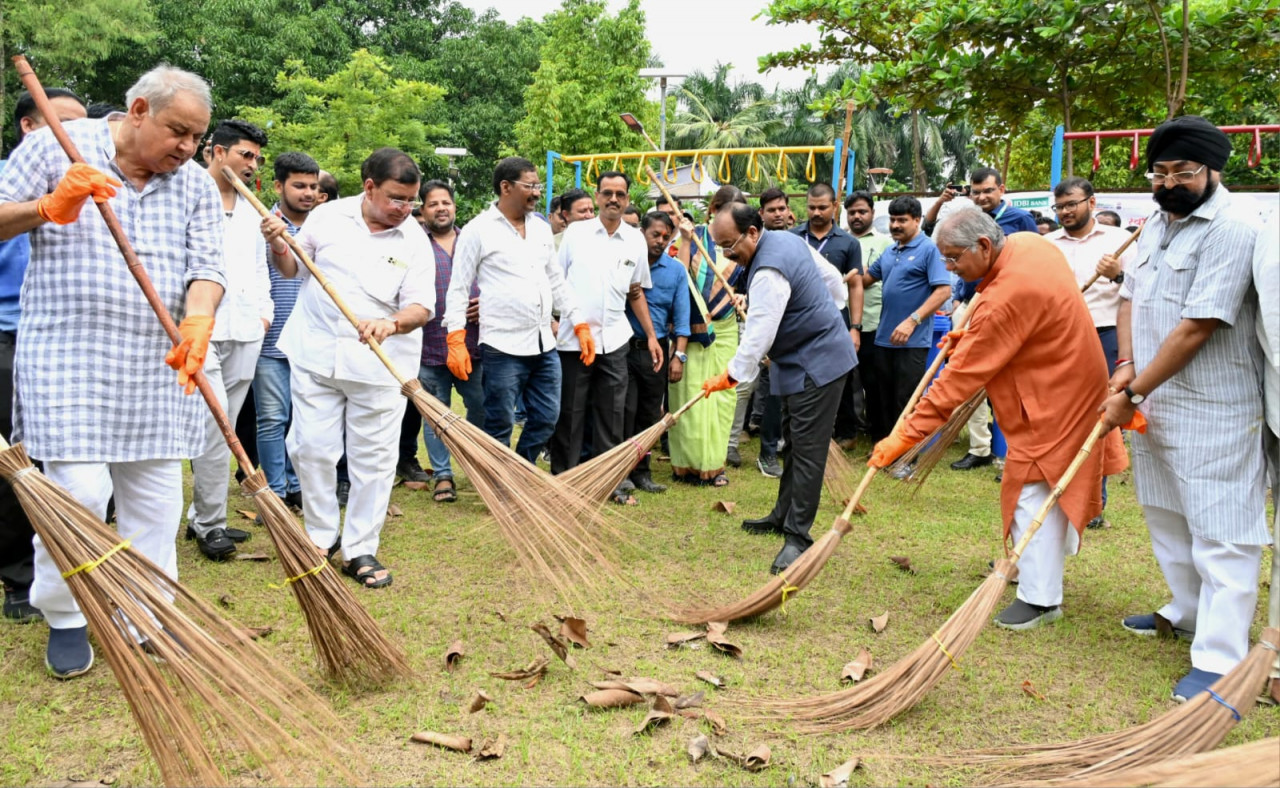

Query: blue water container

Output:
[991, 413, 1008, 458]
[925, 314, 952, 373]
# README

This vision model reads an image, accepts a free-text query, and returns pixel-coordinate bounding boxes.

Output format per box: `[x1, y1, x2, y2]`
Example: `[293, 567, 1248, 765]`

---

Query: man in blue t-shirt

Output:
[861, 196, 951, 426]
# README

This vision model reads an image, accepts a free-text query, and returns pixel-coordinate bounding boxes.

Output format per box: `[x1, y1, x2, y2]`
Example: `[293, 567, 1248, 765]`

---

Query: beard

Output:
[1061, 210, 1091, 233]
[1154, 178, 1216, 215]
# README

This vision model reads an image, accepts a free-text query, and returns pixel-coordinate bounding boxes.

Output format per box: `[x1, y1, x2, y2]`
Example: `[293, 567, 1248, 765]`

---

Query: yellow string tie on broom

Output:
[269, 563, 326, 590]
[62, 539, 131, 578]
[777, 571, 800, 615]
[932, 632, 961, 671]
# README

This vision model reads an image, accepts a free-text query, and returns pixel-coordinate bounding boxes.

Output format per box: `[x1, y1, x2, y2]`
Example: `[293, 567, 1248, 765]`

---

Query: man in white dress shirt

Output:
[444, 157, 593, 464]
[264, 147, 433, 589]
[186, 119, 274, 561]
[549, 172, 660, 501]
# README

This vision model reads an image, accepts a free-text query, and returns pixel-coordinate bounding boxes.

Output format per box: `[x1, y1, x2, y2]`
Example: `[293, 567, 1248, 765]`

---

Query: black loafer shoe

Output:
[950, 452, 995, 471]
[185, 525, 250, 543]
[769, 541, 809, 575]
[742, 516, 784, 535]
[632, 474, 667, 494]
[195, 527, 237, 561]
[396, 460, 431, 484]
[725, 446, 742, 468]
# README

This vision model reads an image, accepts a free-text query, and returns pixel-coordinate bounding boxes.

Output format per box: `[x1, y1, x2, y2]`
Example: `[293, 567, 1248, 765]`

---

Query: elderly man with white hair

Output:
[0, 65, 225, 679]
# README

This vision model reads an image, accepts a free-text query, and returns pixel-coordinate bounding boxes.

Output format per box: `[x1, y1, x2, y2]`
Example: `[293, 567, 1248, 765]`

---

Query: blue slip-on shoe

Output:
[1172, 668, 1224, 703]
[46, 626, 94, 680]
[1122, 612, 1195, 641]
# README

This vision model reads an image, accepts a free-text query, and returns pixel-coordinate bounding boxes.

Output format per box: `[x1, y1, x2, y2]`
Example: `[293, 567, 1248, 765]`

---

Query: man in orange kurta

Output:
[871, 207, 1128, 630]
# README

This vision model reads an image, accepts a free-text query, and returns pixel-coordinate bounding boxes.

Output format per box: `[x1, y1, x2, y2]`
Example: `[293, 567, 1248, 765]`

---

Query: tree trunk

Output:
[1061, 71, 1074, 178]
[1172, 0, 1190, 117]
[1002, 123, 1017, 183]
[911, 111, 925, 191]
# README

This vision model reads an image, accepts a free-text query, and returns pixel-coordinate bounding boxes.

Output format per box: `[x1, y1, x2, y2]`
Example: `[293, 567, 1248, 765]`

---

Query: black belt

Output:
[630, 336, 665, 349]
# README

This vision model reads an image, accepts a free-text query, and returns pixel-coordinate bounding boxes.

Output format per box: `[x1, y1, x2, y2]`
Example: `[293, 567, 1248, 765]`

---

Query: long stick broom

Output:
[0, 438, 360, 786]
[559, 393, 703, 504]
[1021, 736, 1279, 788]
[749, 419, 1113, 732]
[667, 296, 983, 625]
[14, 56, 410, 686]
[1080, 225, 1142, 294]
[226, 173, 623, 601]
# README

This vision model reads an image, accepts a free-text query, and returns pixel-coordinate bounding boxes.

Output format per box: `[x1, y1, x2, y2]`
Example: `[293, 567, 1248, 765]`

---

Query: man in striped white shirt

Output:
[1099, 116, 1266, 703]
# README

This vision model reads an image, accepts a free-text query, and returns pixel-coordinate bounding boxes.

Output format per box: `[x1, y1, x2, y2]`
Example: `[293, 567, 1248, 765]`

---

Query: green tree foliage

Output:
[238, 50, 446, 198]
[514, 0, 654, 187]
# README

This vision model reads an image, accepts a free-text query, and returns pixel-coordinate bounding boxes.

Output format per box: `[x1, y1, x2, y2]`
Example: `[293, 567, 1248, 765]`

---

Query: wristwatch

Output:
[1122, 385, 1145, 405]
[909, 312, 923, 325]
[1113, 272, 1125, 285]
[851, 323, 864, 331]
[674, 351, 688, 364]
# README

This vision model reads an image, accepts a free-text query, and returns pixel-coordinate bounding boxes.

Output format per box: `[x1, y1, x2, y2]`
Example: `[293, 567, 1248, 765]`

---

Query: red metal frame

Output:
[1064, 125, 1280, 171]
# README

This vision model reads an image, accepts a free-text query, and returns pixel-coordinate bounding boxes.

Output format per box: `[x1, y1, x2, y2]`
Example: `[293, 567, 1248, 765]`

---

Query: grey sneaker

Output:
[994, 599, 1062, 631]
[757, 454, 782, 478]
[726, 446, 742, 468]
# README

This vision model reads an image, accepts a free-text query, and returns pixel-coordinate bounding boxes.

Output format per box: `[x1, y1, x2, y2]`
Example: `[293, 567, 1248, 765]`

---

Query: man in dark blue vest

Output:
[702, 203, 858, 574]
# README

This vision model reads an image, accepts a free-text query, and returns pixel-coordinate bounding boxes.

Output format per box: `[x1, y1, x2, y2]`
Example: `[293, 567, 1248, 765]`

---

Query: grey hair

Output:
[935, 206, 1005, 252]
[125, 65, 213, 114]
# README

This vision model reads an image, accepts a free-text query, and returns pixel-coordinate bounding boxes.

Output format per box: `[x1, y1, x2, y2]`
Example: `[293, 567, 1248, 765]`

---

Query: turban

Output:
[1146, 115, 1232, 172]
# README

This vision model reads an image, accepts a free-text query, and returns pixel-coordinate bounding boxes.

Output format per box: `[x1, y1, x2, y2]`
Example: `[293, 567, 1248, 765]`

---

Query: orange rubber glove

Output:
[164, 315, 214, 395]
[936, 327, 966, 359]
[1122, 410, 1147, 434]
[36, 163, 122, 225]
[868, 427, 916, 469]
[701, 370, 737, 398]
[574, 323, 596, 366]
[445, 330, 471, 381]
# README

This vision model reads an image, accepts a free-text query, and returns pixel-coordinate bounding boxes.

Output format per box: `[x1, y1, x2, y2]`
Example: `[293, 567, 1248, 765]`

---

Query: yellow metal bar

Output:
[559, 145, 835, 163]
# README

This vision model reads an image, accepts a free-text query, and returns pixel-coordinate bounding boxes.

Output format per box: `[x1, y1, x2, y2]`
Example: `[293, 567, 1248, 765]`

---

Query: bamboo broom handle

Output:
[12, 56, 252, 472]
[643, 163, 747, 320]
[1080, 225, 1143, 293]
[1008, 419, 1108, 561]
[223, 171, 411, 388]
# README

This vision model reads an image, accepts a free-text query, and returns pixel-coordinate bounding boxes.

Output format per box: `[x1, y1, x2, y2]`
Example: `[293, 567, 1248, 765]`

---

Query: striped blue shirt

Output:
[260, 204, 302, 359]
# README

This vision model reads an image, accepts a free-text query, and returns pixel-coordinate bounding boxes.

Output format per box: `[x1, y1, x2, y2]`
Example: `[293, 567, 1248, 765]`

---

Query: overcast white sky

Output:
[456, 0, 829, 92]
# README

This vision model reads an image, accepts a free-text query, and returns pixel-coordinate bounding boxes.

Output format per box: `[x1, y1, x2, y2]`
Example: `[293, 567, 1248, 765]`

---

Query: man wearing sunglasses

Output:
[1099, 116, 1267, 703]
[184, 119, 275, 561]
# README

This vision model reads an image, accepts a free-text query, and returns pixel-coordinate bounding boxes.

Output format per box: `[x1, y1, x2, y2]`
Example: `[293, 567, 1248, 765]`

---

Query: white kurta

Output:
[1122, 186, 1267, 545]
[555, 217, 650, 355]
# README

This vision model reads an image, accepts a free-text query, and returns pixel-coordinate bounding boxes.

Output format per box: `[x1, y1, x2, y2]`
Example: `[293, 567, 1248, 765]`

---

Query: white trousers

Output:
[1010, 481, 1079, 608]
[31, 459, 184, 630]
[188, 338, 262, 537]
[1144, 505, 1262, 675]
[287, 368, 405, 561]
[967, 399, 991, 456]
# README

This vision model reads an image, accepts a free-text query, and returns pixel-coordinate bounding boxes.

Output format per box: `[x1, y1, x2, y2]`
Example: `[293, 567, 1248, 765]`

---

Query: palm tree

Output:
[668, 63, 782, 188]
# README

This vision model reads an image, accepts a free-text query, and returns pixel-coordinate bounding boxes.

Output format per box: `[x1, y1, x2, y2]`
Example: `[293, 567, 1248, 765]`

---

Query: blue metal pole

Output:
[831, 139, 842, 187]
[846, 149, 857, 195]
[545, 150, 557, 213]
[1050, 125, 1064, 189]
[574, 162, 582, 189]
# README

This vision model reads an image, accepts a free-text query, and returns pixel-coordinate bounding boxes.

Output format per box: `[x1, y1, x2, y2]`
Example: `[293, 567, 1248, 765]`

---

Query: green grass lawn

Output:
[1, 423, 1275, 786]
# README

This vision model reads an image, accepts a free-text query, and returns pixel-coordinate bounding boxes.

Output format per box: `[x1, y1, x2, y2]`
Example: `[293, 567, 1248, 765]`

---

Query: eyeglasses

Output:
[1145, 165, 1206, 185]
[1051, 198, 1088, 214]
[940, 247, 974, 265]
[598, 189, 628, 200]
[719, 232, 748, 254]
[507, 179, 544, 193]
[377, 186, 422, 210]
[231, 148, 265, 166]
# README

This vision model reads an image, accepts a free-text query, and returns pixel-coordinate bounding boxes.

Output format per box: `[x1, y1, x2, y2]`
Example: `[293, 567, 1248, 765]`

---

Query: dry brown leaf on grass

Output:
[720, 744, 771, 772]
[695, 670, 724, 688]
[703, 709, 727, 736]
[235, 509, 257, 521]
[710, 500, 736, 513]
[687, 734, 711, 763]
[889, 555, 916, 574]
[387, 503, 404, 517]
[467, 690, 492, 713]
[531, 623, 577, 669]
[590, 677, 679, 697]
[580, 689, 645, 708]
[556, 616, 591, 649]
[493, 609, 507, 622]
[402, 480, 430, 491]
[1021, 679, 1046, 701]
[869, 611, 889, 633]
[410, 731, 472, 753]
[819, 757, 861, 788]
[665, 630, 706, 648]
[633, 695, 674, 735]
[51, 779, 114, 787]
[474, 734, 506, 760]
[675, 691, 704, 709]
[444, 639, 465, 672]
[677, 708, 704, 720]
[234, 552, 271, 562]
[841, 648, 872, 683]
[706, 621, 742, 658]
[489, 656, 549, 682]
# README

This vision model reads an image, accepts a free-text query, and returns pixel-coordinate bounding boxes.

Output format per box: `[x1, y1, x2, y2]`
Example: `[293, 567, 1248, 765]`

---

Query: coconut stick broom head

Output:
[13, 55, 409, 687]
[0, 436, 360, 786]
[668, 296, 984, 625]
[227, 172, 624, 603]
[749, 419, 1112, 733]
